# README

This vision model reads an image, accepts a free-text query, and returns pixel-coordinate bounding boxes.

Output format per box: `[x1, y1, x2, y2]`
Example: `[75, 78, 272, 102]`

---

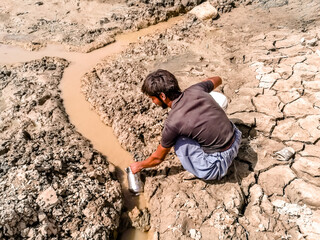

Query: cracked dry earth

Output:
[81, 0, 320, 239]
[0, 58, 123, 239]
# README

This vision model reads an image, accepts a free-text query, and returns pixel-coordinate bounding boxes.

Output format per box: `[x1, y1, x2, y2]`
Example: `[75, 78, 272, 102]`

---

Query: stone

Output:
[36, 186, 59, 209]
[189, 2, 218, 20]
[230, 112, 255, 127]
[189, 229, 201, 240]
[259, 165, 296, 196]
[306, 38, 318, 46]
[257, 54, 287, 65]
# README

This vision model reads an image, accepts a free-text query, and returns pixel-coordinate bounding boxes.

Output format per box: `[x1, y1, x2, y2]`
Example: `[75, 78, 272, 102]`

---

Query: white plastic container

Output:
[209, 91, 228, 111]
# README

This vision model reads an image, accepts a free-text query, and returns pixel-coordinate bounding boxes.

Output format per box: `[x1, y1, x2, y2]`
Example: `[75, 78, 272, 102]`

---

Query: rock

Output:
[189, 229, 201, 240]
[189, 2, 218, 20]
[128, 207, 151, 232]
[36, 187, 59, 209]
[306, 38, 318, 46]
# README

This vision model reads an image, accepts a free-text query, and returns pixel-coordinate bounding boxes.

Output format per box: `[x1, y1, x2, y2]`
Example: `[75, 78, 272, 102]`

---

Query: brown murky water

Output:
[0, 16, 183, 239]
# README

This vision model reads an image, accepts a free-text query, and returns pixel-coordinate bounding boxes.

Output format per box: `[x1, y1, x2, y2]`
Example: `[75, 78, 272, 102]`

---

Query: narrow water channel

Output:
[0, 16, 183, 239]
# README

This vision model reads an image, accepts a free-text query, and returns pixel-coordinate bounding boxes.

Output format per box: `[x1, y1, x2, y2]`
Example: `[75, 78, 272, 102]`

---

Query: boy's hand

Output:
[130, 162, 143, 174]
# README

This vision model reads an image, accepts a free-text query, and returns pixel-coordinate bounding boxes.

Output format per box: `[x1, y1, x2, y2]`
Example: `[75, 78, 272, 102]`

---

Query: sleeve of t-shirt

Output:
[161, 123, 179, 148]
[187, 80, 214, 93]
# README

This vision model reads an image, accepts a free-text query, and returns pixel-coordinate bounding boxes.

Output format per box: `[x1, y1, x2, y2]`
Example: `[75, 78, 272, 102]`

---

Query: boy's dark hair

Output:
[142, 69, 182, 101]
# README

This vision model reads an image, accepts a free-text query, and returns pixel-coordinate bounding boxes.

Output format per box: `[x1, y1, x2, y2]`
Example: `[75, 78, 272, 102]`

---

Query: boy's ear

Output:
[159, 92, 166, 100]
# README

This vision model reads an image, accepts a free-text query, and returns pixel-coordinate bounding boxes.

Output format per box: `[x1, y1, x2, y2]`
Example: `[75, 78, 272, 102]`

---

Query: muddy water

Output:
[0, 16, 183, 239]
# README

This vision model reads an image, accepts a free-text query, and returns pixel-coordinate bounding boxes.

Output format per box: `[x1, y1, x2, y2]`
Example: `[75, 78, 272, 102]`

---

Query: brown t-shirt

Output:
[161, 80, 234, 153]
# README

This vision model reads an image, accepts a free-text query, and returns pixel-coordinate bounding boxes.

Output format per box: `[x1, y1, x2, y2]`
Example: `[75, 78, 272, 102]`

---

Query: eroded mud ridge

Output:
[0, 58, 122, 239]
[82, 0, 320, 239]
[0, 0, 224, 52]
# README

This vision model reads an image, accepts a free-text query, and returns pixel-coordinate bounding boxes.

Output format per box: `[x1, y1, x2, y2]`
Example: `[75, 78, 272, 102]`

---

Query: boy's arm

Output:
[130, 144, 171, 174]
[203, 76, 222, 90]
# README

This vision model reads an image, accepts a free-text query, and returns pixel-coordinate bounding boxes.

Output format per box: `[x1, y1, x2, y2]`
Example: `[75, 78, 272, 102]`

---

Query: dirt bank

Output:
[0, 0, 212, 52]
[81, 0, 320, 239]
[0, 58, 123, 239]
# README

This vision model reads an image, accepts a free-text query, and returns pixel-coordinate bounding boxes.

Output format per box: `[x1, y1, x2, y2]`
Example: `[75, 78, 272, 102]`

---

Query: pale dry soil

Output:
[0, 0, 205, 53]
[0, 0, 320, 239]
[0, 1, 233, 239]
[81, 0, 320, 239]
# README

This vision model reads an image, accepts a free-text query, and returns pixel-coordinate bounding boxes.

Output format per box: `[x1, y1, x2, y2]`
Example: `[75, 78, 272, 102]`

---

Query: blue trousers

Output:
[174, 126, 242, 180]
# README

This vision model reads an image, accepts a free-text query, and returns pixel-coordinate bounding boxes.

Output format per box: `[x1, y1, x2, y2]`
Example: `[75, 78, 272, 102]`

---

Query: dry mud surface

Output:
[0, 58, 123, 239]
[1, 0, 320, 239]
[81, 0, 320, 239]
[0, 0, 210, 53]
